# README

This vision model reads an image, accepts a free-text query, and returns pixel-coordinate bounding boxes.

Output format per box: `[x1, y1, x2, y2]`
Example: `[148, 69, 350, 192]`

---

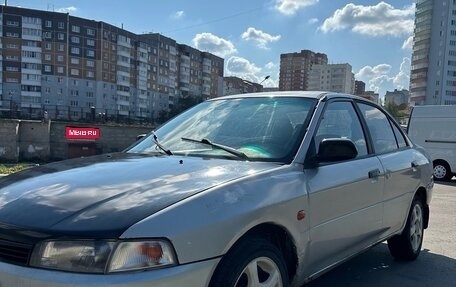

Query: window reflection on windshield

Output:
[127, 97, 316, 163]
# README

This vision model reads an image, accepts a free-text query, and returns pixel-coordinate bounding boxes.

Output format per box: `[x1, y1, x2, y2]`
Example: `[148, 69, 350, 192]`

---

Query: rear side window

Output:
[391, 121, 408, 148]
[357, 103, 397, 154]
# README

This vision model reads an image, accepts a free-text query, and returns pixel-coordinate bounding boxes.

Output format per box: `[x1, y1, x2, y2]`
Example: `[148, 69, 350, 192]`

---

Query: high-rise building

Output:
[279, 50, 328, 91]
[410, 0, 456, 105]
[354, 80, 366, 96]
[0, 6, 223, 122]
[308, 63, 354, 94]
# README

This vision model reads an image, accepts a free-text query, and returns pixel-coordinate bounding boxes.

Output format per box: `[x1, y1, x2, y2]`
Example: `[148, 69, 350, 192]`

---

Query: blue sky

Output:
[7, 0, 415, 99]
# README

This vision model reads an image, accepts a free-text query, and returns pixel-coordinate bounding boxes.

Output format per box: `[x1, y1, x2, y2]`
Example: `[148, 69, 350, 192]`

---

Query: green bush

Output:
[0, 164, 30, 175]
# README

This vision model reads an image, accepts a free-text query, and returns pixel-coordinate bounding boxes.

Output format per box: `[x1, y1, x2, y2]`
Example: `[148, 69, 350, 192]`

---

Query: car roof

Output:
[211, 91, 369, 102]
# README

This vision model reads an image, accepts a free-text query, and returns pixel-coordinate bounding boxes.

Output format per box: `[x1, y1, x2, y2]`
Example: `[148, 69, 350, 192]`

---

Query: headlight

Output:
[30, 239, 176, 273]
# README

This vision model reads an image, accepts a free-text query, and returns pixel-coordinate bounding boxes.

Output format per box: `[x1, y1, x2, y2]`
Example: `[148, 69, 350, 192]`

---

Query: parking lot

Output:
[306, 180, 456, 287]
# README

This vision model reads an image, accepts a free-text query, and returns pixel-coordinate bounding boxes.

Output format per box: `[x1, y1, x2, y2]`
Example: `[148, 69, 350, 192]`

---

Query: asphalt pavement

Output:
[305, 180, 456, 287]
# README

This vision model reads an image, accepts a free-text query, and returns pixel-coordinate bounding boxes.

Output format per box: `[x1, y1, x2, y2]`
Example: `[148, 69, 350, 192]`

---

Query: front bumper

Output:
[0, 258, 220, 287]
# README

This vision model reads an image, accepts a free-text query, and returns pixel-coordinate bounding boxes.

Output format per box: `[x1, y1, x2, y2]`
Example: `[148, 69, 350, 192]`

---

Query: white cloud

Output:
[276, 0, 319, 15]
[402, 36, 413, 50]
[308, 18, 319, 24]
[355, 57, 411, 97]
[265, 62, 276, 70]
[192, 33, 237, 58]
[241, 27, 281, 49]
[56, 6, 77, 13]
[320, 2, 415, 37]
[171, 10, 185, 19]
[226, 56, 261, 75]
[225, 56, 278, 87]
[393, 57, 411, 89]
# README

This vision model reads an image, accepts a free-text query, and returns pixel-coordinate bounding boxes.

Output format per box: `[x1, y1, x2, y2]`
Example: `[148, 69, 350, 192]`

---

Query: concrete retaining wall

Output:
[0, 120, 19, 161]
[0, 119, 153, 162]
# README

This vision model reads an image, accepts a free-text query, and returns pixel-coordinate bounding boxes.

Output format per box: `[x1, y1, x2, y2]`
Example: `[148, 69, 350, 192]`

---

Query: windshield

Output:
[127, 96, 317, 163]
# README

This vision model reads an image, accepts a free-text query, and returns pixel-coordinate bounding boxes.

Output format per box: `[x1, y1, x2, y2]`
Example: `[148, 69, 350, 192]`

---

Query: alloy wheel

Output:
[235, 257, 283, 287]
[409, 203, 423, 252]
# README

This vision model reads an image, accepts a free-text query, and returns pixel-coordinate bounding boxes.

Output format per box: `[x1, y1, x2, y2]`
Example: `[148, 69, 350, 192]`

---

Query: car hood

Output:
[0, 153, 277, 239]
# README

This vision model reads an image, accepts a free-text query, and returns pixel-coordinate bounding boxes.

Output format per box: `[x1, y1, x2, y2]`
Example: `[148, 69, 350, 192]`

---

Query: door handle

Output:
[368, 169, 381, 178]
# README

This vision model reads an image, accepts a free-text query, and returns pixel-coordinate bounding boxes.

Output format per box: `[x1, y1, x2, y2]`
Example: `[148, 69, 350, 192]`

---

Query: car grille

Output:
[0, 239, 32, 266]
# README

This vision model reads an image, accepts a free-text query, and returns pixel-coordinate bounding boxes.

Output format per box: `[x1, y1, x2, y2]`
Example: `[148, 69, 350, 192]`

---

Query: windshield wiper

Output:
[181, 137, 248, 160]
[152, 132, 173, 156]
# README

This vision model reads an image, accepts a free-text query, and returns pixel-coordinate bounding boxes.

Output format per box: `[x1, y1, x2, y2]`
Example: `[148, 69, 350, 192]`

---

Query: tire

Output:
[387, 197, 425, 261]
[209, 237, 289, 287]
[433, 160, 452, 181]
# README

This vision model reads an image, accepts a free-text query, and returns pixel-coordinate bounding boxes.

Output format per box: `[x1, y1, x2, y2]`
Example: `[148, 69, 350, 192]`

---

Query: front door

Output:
[304, 100, 385, 275]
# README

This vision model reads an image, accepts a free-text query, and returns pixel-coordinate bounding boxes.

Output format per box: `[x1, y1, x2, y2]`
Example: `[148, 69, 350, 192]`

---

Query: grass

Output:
[0, 164, 31, 175]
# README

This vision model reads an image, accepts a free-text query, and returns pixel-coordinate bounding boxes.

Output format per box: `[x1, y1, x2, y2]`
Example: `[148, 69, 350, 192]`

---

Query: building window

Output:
[58, 33, 65, 40]
[45, 43, 52, 50]
[70, 68, 80, 76]
[71, 57, 80, 64]
[44, 65, 52, 72]
[86, 50, 95, 57]
[86, 60, 95, 67]
[45, 54, 51, 61]
[87, 71, 95, 78]
[6, 20, 19, 26]
[87, 39, 95, 46]
[72, 25, 80, 33]
[43, 31, 52, 39]
[87, 28, 95, 36]
[6, 66, 19, 72]
[57, 55, 64, 62]
[71, 47, 80, 55]
[58, 22, 64, 29]
[6, 32, 19, 38]
[58, 44, 65, 51]
[45, 20, 52, 28]
[57, 66, 64, 74]
[71, 36, 80, 44]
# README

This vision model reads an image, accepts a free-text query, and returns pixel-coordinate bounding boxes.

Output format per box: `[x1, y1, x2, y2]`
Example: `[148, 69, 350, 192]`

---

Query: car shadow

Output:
[435, 177, 456, 187]
[303, 243, 456, 287]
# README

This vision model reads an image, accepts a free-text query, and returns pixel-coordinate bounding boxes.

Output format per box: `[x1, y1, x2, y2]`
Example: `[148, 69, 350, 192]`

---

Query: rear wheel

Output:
[433, 160, 452, 181]
[387, 197, 424, 261]
[209, 237, 289, 287]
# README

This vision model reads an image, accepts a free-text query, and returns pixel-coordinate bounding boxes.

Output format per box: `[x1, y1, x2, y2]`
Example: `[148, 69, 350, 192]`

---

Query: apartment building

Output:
[223, 76, 263, 96]
[354, 80, 366, 96]
[308, 63, 354, 94]
[0, 5, 224, 122]
[279, 49, 328, 91]
[410, 0, 456, 105]
[384, 89, 410, 106]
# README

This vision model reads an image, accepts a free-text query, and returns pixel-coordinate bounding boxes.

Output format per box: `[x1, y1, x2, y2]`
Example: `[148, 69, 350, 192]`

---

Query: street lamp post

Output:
[259, 75, 270, 85]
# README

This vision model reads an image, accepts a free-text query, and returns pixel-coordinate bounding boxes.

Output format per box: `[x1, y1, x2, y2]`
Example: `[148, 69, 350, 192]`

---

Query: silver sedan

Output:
[0, 92, 433, 287]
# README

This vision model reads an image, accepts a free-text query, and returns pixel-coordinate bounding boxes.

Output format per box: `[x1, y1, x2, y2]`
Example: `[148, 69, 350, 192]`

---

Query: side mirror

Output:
[317, 138, 358, 163]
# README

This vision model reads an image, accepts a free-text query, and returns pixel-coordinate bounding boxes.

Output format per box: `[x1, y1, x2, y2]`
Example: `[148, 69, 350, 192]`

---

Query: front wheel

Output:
[387, 197, 424, 261]
[209, 237, 289, 287]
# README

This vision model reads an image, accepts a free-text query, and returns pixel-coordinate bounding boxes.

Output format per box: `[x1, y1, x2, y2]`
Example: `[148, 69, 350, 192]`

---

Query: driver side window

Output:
[314, 101, 368, 158]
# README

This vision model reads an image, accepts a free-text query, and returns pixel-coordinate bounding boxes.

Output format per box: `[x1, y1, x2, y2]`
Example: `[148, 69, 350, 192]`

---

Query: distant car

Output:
[0, 92, 433, 287]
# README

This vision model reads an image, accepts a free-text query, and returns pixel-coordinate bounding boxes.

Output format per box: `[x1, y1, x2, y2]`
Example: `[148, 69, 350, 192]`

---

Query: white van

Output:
[407, 105, 456, 180]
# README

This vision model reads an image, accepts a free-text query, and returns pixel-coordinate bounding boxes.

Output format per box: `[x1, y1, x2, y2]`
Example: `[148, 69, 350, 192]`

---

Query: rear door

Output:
[305, 100, 385, 275]
[357, 102, 420, 233]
